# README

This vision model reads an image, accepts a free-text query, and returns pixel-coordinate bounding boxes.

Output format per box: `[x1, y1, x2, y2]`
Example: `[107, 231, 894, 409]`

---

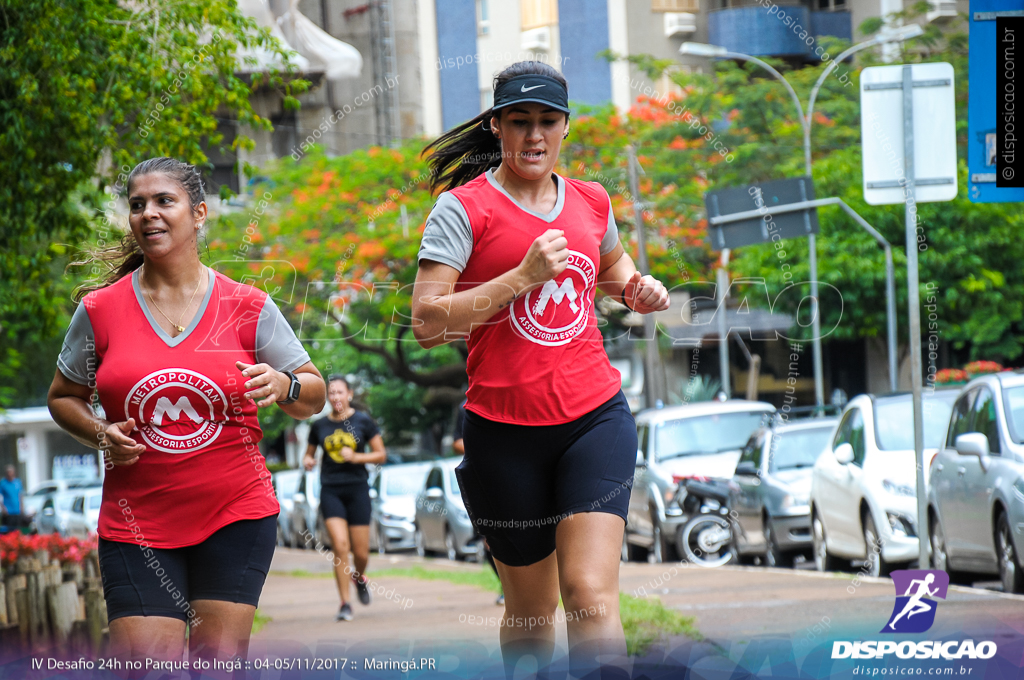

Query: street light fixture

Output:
[679, 28, 922, 402]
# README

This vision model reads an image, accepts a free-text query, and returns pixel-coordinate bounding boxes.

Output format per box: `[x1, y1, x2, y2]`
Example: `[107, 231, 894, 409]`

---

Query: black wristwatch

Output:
[279, 370, 302, 405]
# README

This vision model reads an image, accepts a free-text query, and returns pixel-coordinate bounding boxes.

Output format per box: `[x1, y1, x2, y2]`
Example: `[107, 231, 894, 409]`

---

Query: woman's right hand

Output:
[303, 455, 316, 471]
[101, 418, 146, 466]
[517, 229, 569, 288]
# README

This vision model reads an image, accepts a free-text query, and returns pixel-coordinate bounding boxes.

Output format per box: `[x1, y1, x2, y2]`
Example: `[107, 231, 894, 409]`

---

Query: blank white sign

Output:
[860, 62, 957, 205]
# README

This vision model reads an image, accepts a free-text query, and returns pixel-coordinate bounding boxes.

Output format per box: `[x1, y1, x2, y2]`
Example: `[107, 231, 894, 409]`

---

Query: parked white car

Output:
[810, 389, 958, 576]
[272, 469, 303, 547]
[928, 372, 1024, 593]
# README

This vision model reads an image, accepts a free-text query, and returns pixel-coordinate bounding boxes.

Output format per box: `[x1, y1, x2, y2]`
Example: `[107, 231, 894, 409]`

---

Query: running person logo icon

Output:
[881, 570, 950, 633]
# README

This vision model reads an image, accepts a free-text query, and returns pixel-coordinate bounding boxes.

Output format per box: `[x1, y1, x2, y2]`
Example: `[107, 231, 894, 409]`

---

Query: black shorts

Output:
[320, 482, 372, 526]
[456, 390, 637, 567]
[98, 514, 277, 623]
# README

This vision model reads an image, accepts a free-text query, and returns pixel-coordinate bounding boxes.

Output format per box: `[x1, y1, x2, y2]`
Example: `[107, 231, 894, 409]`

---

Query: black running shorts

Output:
[98, 514, 277, 622]
[319, 482, 372, 526]
[455, 390, 637, 567]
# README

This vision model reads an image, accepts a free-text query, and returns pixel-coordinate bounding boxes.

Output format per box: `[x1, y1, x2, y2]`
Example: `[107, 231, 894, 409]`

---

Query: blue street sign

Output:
[969, 0, 1024, 202]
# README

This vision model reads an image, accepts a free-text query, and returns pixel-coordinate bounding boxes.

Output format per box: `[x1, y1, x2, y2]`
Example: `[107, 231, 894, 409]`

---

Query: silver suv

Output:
[624, 400, 775, 562]
[927, 372, 1024, 593]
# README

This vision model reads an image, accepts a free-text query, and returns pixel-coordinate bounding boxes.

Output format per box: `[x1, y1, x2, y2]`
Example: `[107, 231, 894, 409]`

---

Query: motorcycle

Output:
[677, 476, 737, 568]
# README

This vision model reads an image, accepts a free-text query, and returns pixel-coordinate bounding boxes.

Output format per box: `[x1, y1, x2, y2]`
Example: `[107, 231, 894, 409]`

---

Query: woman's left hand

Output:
[624, 271, 670, 314]
[237, 361, 290, 408]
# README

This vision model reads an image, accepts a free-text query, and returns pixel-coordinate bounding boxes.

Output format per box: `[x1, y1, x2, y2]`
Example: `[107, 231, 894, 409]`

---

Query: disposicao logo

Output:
[883, 569, 948, 633]
[830, 570, 997, 660]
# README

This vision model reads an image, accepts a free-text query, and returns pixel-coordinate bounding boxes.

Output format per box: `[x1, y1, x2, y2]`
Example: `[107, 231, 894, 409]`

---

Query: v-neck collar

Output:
[132, 266, 216, 348]
[485, 169, 565, 223]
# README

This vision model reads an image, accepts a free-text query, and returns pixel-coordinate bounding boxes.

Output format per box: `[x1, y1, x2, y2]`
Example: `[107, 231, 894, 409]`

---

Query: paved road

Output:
[252, 548, 1024, 665]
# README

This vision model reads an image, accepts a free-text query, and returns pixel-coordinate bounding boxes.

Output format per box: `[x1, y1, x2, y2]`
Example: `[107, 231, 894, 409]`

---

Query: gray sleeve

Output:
[254, 296, 312, 373]
[417, 192, 473, 272]
[57, 303, 96, 386]
[599, 191, 620, 256]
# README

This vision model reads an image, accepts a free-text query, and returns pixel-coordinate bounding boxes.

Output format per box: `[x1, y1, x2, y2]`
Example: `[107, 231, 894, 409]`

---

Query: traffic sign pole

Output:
[900, 65, 929, 569]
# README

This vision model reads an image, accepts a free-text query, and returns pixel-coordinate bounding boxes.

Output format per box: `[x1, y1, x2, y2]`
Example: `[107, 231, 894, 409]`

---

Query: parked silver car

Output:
[290, 470, 327, 548]
[730, 417, 838, 567]
[369, 462, 431, 554]
[413, 458, 480, 561]
[31, 479, 102, 536]
[625, 400, 776, 562]
[273, 469, 303, 547]
[928, 372, 1024, 592]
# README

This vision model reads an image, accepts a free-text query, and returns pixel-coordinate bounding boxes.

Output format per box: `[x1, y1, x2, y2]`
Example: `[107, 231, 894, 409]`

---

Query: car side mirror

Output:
[834, 443, 855, 465]
[369, 488, 378, 499]
[43, 507, 54, 517]
[426, 487, 444, 500]
[636, 449, 645, 467]
[955, 432, 990, 458]
[292, 492, 306, 504]
[735, 461, 759, 477]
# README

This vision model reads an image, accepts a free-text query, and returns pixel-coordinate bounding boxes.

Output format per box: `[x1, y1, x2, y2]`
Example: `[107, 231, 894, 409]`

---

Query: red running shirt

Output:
[421, 171, 622, 425]
[58, 269, 307, 548]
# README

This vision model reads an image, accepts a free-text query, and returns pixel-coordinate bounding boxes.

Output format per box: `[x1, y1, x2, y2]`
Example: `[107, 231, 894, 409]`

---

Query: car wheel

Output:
[414, 524, 427, 558]
[929, 513, 970, 585]
[863, 513, 891, 578]
[289, 519, 301, 550]
[996, 513, 1024, 594]
[812, 512, 844, 572]
[621, 528, 631, 562]
[445, 526, 460, 561]
[764, 517, 792, 569]
[277, 522, 285, 547]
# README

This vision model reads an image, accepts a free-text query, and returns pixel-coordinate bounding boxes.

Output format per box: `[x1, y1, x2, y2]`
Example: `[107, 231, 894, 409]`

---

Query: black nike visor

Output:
[492, 74, 570, 114]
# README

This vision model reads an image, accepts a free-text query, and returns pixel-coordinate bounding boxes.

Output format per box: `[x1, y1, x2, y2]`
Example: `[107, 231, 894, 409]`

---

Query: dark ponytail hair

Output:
[72, 157, 206, 301]
[422, 61, 569, 194]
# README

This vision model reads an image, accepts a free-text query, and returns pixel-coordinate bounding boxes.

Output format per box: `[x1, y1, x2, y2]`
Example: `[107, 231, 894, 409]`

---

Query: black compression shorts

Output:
[98, 514, 277, 622]
[319, 482, 372, 526]
[455, 390, 637, 567]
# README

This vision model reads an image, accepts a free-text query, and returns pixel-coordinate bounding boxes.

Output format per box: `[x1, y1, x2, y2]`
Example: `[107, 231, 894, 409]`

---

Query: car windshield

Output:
[449, 469, 460, 494]
[769, 427, 833, 470]
[1004, 385, 1024, 444]
[874, 392, 957, 450]
[656, 411, 772, 461]
[385, 469, 426, 496]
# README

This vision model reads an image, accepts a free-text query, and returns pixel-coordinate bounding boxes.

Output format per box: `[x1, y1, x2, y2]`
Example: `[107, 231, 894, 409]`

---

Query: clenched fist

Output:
[517, 229, 569, 287]
[623, 271, 670, 314]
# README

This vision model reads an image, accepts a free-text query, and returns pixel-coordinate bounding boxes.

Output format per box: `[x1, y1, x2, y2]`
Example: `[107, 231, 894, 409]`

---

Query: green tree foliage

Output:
[0, 0, 306, 405]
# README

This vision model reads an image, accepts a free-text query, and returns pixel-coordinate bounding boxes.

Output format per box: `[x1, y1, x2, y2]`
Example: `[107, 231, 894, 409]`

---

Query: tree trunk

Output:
[47, 582, 79, 646]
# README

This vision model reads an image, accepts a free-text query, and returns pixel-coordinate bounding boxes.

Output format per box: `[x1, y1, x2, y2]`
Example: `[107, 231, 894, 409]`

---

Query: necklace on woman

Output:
[141, 264, 205, 333]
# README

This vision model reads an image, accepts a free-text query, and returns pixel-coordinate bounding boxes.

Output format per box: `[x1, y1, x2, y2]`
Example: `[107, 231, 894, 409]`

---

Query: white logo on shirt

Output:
[124, 369, 228, 454]
[151, 396, 202, 426]
[532, 279, 580, 315]
[511, 250, 595, 346]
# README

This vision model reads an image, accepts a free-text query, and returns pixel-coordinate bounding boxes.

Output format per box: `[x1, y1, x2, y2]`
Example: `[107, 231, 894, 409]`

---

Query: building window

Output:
[477, 0, 490, 35]
[521, 0, 558, 30]
[817, 0, 846, 9]
[652, 0, 699, 12]
[481, 87, 494, 112]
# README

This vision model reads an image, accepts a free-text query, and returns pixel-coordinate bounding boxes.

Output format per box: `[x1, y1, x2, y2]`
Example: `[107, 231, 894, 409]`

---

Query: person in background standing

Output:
[0, 465, 25, 530]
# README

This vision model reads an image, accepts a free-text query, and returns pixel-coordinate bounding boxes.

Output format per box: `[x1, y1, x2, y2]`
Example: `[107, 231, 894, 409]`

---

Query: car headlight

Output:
[886, 512, 916, 537]
[882, 479, 916, 498]
[780, 494, 810, 510]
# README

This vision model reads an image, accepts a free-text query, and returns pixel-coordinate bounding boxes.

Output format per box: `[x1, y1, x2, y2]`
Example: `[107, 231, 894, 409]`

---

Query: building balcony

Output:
[707, 5, 850, 58]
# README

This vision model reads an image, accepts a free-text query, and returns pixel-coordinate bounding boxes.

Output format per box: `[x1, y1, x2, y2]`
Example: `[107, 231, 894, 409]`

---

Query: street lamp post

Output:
[680, 26, 922, 402]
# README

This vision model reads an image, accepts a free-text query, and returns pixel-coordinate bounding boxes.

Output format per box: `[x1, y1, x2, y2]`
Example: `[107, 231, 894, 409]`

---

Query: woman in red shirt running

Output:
[413, 61, 669, 676]
[47, 158, 326, 674]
